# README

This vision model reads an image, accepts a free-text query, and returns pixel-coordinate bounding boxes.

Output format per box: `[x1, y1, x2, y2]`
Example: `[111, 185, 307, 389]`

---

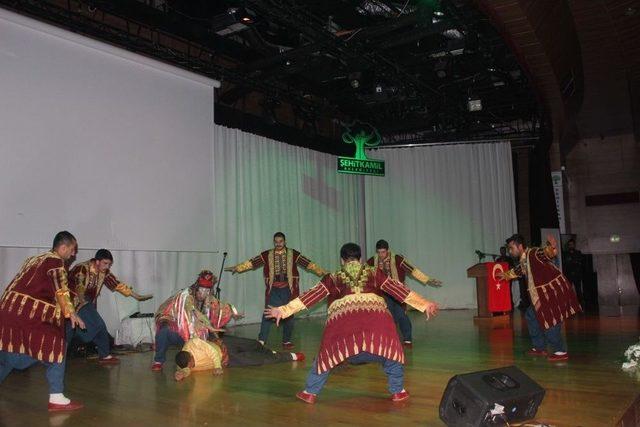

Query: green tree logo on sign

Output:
[338, 122, 385, 177]
[342, 122, 381, 160]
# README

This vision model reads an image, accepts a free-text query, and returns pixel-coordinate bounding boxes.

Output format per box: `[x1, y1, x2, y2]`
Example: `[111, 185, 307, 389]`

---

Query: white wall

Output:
[0, 8, 219, 252]
[0, 8, 221, 335]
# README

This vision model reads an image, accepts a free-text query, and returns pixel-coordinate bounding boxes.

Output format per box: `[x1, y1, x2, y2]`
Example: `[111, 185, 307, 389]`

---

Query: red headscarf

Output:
[197, 270, 217, 288]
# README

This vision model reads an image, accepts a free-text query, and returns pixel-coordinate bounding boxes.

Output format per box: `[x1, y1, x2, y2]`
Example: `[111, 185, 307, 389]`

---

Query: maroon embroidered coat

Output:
[506, 246, 582, 330]
[276, 261, 430, 374]
[366, 252, 431, 285]
[0, 252, 75, 362]
[234, 248, 326, 304]
[68, 260, 133, 309]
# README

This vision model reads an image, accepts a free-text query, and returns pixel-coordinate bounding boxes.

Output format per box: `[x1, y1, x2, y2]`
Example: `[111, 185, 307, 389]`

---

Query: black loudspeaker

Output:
[439, 366, 545, 427]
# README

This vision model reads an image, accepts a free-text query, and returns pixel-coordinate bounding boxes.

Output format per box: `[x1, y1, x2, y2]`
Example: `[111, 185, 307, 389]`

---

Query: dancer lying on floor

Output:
[174, 335, 304, 381]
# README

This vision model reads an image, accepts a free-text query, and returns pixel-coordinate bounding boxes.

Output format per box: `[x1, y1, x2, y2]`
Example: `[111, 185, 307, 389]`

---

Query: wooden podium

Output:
[467, 263, 491, 318]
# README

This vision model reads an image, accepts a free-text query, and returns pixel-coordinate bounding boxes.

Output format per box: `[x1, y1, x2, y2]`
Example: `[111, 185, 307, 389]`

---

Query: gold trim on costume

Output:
[7, 292, 19, 312]
[279, 297, 307, 319]
[306, 262, 327, 277]
[336, 262, 371, 294]
[55, 289, 75, 317]
[374, 253, 399, 281]
[267, 250, 276, 286]
[525, 248, 539, 308]
[5, 252, 62, 295]
[326, 293, 387, 321]
[235, 260, 253, 273]
[17, 295, 28, 316]
[390, 253, 399, 281]
[7, 329, 14, 352]
[286, 249, 295, 291]
[411, 268, 430, 285]
[404, 291, 429, 312]
[502, 269, 520, 280]
[114, 283, 133, 297]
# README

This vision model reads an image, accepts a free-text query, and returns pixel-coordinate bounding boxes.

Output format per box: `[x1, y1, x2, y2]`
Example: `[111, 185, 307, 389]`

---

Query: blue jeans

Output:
[153, 325, 185, 363]
[66, 304, 111, 358]
[384, 294, 412, 342]
[259, 287, 294, 343]
[304, 352, 404, 395]
[0, 351, 66, 393]
[525, 306, 566, 353]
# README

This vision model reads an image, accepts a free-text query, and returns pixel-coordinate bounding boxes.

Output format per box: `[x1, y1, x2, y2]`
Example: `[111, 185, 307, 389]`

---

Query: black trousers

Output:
[223, 335, 294, 367]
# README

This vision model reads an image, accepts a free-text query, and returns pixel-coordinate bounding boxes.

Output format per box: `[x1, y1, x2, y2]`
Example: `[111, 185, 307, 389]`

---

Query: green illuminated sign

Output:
[337, 157, 385, 176]
[338, 123, 385, 177]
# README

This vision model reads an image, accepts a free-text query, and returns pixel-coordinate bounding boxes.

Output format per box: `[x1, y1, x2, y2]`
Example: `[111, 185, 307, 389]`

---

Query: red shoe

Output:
[98, 356, 120, 365]
[283, 342, 295, 350]
[294, 352, 306, 362]
[526, 348, 548, 357]
[403, 341, 413, 349]
[48, 400, 84, 412]
[296, 390, 317, 404]
[548, 352, 569, 362]
[151, 362, 163, 371]
[391, 390, 410, 402]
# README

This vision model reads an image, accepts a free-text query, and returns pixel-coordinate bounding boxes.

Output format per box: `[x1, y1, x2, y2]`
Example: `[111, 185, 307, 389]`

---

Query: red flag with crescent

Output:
[486, 262, 512, 312]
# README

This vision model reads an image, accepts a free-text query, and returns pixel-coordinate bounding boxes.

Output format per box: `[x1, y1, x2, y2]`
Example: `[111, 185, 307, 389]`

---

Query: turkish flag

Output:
[486, 262, 512, 312]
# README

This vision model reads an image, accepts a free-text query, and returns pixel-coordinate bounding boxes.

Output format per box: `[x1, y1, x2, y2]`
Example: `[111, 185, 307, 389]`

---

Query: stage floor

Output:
[1, 309, 639, 426]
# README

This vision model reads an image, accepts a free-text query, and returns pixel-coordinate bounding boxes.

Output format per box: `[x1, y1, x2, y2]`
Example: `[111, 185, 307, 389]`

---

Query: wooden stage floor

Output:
[1, 309, 639, 426]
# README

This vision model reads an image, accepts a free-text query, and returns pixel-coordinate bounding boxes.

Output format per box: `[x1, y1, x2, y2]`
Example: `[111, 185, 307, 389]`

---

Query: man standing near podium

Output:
[367, 239, 441, 347]
[499, 234, 581, 361]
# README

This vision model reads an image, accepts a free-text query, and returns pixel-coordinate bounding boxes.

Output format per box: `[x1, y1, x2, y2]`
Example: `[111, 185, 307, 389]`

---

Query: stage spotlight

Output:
[213, 8, 254, 36]
[467, 98, 482, 112]
[435, 59, 447, 78]
[349, 72, 362, 89]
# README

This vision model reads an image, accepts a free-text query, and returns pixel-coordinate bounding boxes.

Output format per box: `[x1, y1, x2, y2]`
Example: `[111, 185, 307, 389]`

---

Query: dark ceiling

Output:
[570, 0, 640, 139]
[0, 0, 544, 153]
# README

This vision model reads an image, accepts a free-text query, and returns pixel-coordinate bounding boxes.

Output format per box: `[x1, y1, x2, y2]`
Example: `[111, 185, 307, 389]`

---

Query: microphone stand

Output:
[475, 250, 501, 263]
[215, 252, 228, 300]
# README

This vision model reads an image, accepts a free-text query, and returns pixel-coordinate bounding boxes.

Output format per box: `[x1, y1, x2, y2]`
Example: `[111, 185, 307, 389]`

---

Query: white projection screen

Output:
[0, 9, 219, 252]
